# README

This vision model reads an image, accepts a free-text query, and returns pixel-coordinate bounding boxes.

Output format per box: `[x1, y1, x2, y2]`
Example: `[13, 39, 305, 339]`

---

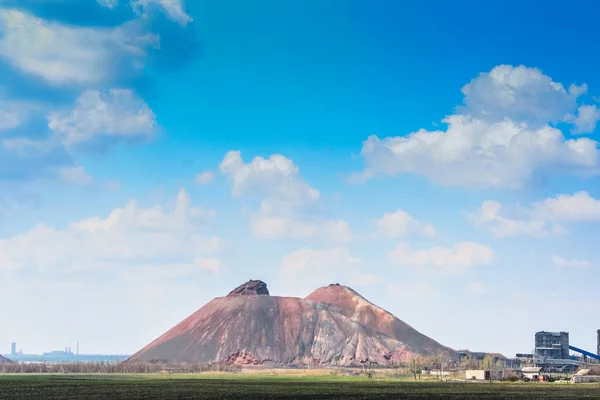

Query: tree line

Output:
[0, 352, 508, 376]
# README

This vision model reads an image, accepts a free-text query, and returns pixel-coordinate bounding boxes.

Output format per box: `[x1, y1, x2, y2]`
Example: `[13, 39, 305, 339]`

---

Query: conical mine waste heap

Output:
[0, 355, 12, 363]
[127, 280, 454, 366]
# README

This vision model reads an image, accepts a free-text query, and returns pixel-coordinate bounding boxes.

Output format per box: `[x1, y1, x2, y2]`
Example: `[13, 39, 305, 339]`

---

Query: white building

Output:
[465, 369, 504, 380]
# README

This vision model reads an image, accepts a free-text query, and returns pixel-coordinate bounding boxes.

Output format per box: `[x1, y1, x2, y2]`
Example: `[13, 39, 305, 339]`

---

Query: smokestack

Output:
[77, 342, 79, 356]
[597, 329, 600, 356]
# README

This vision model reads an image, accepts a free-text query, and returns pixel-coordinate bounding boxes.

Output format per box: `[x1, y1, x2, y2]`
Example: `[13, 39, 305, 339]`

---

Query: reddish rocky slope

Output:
[127, 280, 453, 366]
[306, 284, 455, 358]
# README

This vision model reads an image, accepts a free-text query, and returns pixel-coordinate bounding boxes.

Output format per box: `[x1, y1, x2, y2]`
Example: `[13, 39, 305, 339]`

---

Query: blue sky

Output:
[1, 0, 600, 358]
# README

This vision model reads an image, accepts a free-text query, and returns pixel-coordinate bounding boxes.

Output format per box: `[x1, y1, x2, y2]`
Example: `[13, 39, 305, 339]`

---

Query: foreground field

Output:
[0, 374, 599, 399]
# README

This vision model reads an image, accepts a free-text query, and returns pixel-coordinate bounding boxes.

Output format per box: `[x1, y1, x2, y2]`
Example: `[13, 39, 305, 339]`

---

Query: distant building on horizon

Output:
[43, 348, 74, 357]
[10, 342, 16, 356]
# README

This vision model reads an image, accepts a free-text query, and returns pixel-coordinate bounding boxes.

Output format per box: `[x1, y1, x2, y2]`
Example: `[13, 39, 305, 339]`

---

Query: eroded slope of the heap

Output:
[306, 284, 455, 358]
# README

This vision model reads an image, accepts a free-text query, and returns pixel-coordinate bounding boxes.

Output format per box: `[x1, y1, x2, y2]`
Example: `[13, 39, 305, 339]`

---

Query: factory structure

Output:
[512, 330, 600, 375]
[460, 330, 600, 381]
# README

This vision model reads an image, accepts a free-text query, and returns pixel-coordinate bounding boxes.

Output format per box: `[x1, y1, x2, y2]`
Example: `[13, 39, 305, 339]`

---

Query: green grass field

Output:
[1, 374, 599, 399]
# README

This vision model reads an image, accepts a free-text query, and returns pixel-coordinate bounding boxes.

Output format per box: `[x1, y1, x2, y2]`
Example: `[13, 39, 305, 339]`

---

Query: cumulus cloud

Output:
[375, 209, 435, 238]
[0, 3, 201, 185]
[280, 247, 380, 296]
[195, 171, 214, 185]
[571, 105, 600, 134]
[220, 150, 351, 242]
[469, 200, 551, 238]
[0, 189, 220, 272]
[48, 89, 156, 149]
[535, 191, 600, 221]
[551, 255, 592, 269]
[361, 116, 597, 189]
[388, 241, 494, 275]
[0, 89, 155, 181]
[460, 65, 584, 125]
[131, 0, 193, 26]
[58, 165, 93, 186]
[359, 65, 599, 189]
[471, 191, 600, 237]
[0, 9, 158, 86]
[219, 151, 319, 204]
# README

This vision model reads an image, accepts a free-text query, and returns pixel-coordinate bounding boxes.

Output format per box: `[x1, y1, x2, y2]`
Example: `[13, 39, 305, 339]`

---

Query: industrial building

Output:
[532, 331, 578, 372]
[534, 331, 569, 359]
[529, 330, 600, 373]
[10, 342, 16, 356]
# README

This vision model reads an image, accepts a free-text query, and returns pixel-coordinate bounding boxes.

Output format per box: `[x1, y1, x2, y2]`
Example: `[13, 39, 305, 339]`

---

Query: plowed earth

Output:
[0, 375, 598, 400]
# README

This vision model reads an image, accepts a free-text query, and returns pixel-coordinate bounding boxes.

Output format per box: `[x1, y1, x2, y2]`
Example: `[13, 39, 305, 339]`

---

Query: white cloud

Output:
[359, 65, 599, 189]
[280, 247, 379, 296]
[551, 255, 592, 269]
[469, 200, 551, 238]
[250, 217, 352, 243]
[571, 105, 600, 134]
[195, 171, 214, 185]
[361, 116, 597, 189]
[219, 150, 319, 204]
[471, 191, 600, 237]
[97, 0, 119, 8]
[131, 0, 193, 26]
[535, 191, 600, 222]
[388, 241, 494, 275]
[467, 282, 490, 294]
[58, 165, 93, 186]
[0, 9, 157, 86]
[220, 150, 351, 242]
[0, 99, 36, 131]
[0, 189, 220, 272]
[194, 257, 220, 274]
[375, 209, 435, 238]
[460, 65, 584, 125]
[48, 89, 156, 148]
